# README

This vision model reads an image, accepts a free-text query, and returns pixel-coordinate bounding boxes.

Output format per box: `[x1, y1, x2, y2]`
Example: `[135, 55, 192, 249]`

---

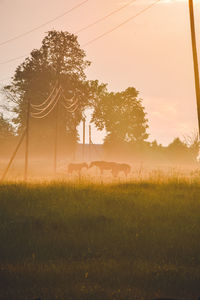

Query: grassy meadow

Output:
[0, 177, 200, 300]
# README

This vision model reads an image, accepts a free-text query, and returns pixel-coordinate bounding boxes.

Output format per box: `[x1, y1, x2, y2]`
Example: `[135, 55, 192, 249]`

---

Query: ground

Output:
[0, 178, 200, 300]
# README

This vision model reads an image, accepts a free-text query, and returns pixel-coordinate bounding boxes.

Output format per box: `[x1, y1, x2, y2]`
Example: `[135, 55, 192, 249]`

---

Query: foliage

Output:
[3, 30, 91, 154]
[183, 132, 200, 162]
[151, 135, 199, 164]
[166, 137, 189, 162]
[92, 87, 149, 153]
[0, 181, 200, 299]
[87, 79, 108, 107]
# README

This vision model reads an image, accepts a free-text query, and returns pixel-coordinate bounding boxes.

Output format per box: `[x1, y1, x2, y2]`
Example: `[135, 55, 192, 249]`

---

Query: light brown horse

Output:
[111, 163, 131, 178]
[89, 161, 131, 177]
[68, 162, 88, 175]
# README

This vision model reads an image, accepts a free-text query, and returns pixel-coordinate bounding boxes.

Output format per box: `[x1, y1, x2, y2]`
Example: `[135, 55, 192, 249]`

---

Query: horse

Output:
[89, 161, 115, 175]
[89, 161, 131, 177]
[111, 163, 131, 178]
[68, 162, 88, 175]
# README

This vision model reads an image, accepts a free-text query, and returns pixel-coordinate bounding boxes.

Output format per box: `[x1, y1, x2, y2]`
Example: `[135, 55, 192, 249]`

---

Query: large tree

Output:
[3, 30, 91, 155]
[92, 87, 149, 153]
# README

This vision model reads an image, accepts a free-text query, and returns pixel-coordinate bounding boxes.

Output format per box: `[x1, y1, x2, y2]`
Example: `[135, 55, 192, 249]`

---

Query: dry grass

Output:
[0, 170, 200, 299]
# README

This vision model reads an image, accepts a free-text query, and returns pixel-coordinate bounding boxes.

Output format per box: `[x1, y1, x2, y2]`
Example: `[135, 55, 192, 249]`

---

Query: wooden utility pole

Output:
[82, 118, 86, 161]
[24, 99, 30, 181]
[54, 99, 59, 175]
[189, 0, 200, 135]
[1, 129, 26, 182]
[54, 64, 61, 176]
[89, 124, 92, 161]
[89, 125, 92, 144]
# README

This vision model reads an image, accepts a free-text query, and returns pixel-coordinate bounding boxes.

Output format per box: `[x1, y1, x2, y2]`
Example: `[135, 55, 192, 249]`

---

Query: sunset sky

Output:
[0, 0, 200, 145]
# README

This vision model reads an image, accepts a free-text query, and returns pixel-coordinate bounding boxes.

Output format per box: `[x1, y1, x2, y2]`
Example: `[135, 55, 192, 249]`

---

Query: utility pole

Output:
[189, 0, 200, 135]
[54, 63, 61, 176]
[82, 117, 86, 161]
[89, 125, 92, 144]
[1, 129, 26, 182]
[89, 124, 92, 161]
[24, 98, 30, 181]
[54, 98, 59, 175]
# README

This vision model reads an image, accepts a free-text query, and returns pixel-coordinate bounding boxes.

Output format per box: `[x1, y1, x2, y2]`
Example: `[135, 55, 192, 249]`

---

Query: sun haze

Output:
[0, 0, 199, 145]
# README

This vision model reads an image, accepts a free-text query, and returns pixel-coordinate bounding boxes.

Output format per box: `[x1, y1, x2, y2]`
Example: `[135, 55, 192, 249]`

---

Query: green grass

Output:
[0, 180, 200, 299]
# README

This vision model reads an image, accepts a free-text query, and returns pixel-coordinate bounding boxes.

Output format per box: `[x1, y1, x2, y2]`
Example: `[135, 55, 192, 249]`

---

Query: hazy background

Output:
[0, 0, 200, 145]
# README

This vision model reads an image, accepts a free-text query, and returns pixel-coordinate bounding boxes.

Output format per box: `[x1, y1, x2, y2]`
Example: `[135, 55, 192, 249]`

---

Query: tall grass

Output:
[0, 178, 200, 299]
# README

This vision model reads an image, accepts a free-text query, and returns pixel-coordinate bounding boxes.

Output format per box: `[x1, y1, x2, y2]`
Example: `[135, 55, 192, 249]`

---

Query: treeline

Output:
[0, 30, 199, 164]
[103, 137, 199, 164]
[0, 114, 199, 165]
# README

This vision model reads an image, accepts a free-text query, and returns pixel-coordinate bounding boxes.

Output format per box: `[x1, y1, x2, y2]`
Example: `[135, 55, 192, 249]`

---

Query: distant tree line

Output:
[0, 30, 199, 164]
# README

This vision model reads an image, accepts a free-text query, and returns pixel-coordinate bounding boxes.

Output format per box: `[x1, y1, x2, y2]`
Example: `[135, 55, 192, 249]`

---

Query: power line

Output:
[0, 75, 12, 82]
[0, 0, 136, 66]
[75, 0, 137, 34]
[62, 97, 79, 110]
[64, 94, 76, 103]
[1, 81, 80, 180]
[0, 54, 28, 65]
[65, 104, 79, 113]
[31, 93, 60, 119]
[0, 0, 161, 67]
[31, 87, 61, 115]
[30, 84, 79, 118]
[31, 81, 58, 109]
[83, 0, 161, 47]
[0, 0, 89, 47]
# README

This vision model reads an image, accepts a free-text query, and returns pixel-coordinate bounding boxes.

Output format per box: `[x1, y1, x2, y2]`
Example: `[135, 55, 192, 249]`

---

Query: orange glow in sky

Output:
[0, 0, 200, 145]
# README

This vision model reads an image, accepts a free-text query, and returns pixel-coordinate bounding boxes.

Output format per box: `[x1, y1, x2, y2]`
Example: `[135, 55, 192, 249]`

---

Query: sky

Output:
[0, 0, 200, 145]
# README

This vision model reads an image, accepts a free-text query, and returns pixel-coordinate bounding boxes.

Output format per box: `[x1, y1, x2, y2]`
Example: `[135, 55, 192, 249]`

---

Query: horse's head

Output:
[82, 162, 88, 169]
[89, 161, 96, 168]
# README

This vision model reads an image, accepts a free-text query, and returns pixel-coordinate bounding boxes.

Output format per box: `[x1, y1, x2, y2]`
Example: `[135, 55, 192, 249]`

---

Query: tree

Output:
[0, 114, 14, 139]
[166, 137, 192, 164]
[3, 30, 91, 155]
[92, 87, 149, 155]
[183, 132, 200, 162]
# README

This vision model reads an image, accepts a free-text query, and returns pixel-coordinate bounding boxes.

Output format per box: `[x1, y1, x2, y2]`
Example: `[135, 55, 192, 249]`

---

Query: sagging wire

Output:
[31, 86, 61, 114]
[31, 81, 58, 108]
[63, 103, 79, 113]
[62, 96, 79, 110]
[30, 80, 80, 118]
[31, 93, 61, 119]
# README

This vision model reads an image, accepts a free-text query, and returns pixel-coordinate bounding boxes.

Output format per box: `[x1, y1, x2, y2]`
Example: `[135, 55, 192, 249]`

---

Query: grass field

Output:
[0, 178, 200, 300]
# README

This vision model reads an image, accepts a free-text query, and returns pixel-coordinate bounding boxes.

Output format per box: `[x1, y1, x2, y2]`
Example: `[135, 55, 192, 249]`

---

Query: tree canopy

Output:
[2, 30, 150, 158]
[3, 30, 91, 154]
[92, 87, 149, 149]
[4, 29, 197, 164]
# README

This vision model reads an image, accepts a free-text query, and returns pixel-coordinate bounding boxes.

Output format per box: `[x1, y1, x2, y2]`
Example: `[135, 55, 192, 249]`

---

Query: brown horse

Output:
[89, 161, 114, 175]
[89, 161, 131, 177]
[68, 162, 88, 175]
[111, 163, 131, 178]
